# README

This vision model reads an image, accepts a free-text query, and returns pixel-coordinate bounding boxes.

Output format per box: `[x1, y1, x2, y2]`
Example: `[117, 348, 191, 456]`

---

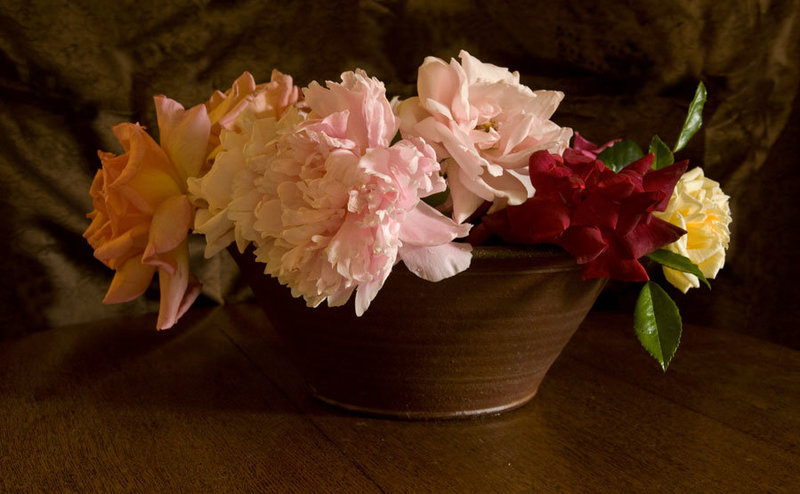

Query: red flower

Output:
[468, 143, 687, 282]
[562, 131, 620, 163]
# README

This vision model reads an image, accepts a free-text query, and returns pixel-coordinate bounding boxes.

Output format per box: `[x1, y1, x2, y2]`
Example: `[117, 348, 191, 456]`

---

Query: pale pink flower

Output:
[232, 70, 472, 315]
[84, 96, 209, 329]
[399, 50, 573, 222]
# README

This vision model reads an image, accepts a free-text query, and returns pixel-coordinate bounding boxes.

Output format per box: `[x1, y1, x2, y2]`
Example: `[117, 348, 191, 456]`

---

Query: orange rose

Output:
[84, 96, 210, 329]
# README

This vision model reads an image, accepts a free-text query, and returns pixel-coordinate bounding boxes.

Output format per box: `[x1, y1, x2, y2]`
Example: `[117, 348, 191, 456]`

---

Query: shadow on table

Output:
[0, 306, 302, 415]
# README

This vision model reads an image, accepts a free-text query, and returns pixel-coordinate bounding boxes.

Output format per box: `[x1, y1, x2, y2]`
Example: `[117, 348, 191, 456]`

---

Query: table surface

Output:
[2, 303, 798, 492]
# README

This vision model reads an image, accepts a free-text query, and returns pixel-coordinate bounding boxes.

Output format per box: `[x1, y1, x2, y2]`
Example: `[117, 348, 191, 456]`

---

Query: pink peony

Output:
[196, 69, 471, 315]
[84, 96, 210, 329]
[398, 50, 573, 223]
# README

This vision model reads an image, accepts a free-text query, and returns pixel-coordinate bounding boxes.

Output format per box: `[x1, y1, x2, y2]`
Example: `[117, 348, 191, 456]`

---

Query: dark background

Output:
[1, 0, 799, 347]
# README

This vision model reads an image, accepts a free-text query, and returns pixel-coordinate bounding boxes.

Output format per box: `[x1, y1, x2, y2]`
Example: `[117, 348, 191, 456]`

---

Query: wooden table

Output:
[2, 303, 798, 492]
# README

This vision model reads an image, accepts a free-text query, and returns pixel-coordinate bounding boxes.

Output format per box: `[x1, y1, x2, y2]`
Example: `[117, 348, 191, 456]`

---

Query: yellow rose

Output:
[654, 167, 732, 292]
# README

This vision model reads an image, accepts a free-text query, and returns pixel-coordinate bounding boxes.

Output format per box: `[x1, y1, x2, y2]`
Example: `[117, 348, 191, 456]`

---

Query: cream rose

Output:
[188, 70, 304, 257]
[203, 70, 301, 167]
[654, 167, 732, 292]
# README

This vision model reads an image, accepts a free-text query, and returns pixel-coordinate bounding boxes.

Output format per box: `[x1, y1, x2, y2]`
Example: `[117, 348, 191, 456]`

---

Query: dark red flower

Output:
[468, 139, 688, 282]
[562, 131, 620, 163]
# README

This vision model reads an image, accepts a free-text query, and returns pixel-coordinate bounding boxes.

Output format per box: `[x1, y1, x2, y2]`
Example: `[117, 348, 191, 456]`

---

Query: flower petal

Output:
[399, 202, 471, 246]
[447, 162, 494, 223]
[102, 256, 156, 304]
[353, 277, 388, 317]
[93, 222, 150, 268]
[399, 242, 472, 282]
[505, 197, 571, 244]
[155, 240, 199, 330]
[143, 194, 194, 262]
[155, 95, 211, 180]
[418, 56, 460, 120]
[559, 226, 608, 264]
[664, 267, 699, 293]
[622, 216, 686, 259]
[643, 159, 689, 211]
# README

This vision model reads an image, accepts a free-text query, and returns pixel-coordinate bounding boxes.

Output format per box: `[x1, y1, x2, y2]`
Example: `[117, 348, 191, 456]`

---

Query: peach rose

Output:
[84, 96, 210, 329]
[654, 167, 732, 292]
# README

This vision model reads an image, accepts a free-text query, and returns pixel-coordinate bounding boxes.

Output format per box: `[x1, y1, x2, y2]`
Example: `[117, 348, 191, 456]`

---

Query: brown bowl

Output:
[232, 245, 605, 419]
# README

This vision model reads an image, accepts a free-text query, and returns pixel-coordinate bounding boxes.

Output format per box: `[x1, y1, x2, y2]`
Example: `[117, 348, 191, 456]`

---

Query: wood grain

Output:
[564, 311, 800, 456]
[2, 303, 798, 492]
[0, 308, 381, 492]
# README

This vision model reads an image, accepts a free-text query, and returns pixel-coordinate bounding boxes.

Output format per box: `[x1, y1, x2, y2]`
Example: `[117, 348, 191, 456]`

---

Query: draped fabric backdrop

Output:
[2, 1, 799, 347]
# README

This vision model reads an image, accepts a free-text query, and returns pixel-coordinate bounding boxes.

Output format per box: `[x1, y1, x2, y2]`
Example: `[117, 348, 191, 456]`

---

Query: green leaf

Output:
[634, 281, 683, 371]
[596, 139, 645, 173]
[422, 188, 450, 208]
[648, 135, 674, 170]
[673, 82, 707, 153]
[646, 249, 711, 289]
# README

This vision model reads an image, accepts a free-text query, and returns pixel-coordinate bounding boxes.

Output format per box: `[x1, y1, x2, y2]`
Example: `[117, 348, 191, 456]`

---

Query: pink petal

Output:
[480, 169, 530, 206]
[354, 278, 386, 317]
[417, 56, 459, 120]
[399, 242, 472, 282]
[459, 50, 516, 85]
[399, 203, 471, 246]
[155, 240, 197, 330]
[173, 275, 203, 324]
[266, 69, 300, 116]
[447, 162, 494, 223]
[570, 131, 620, 157]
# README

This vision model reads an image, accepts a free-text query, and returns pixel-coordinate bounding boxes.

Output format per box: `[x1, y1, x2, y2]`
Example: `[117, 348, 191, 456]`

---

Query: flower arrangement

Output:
[85, 51, 731, 370]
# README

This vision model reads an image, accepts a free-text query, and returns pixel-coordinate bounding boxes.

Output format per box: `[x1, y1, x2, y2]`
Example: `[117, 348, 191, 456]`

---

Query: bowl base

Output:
[309, 386, 540, 420]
